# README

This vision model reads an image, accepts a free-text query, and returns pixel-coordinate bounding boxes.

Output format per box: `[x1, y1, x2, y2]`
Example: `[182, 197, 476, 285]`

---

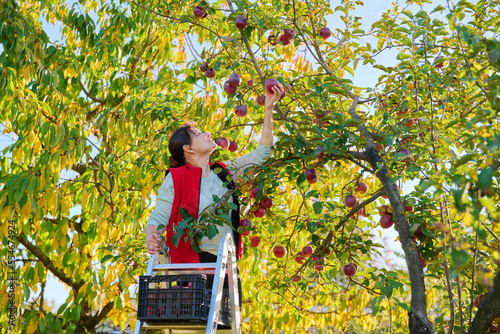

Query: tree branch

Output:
[130, 1, 226, 41]
[16, 234, 83, 291]
[78, 79, 106, 104]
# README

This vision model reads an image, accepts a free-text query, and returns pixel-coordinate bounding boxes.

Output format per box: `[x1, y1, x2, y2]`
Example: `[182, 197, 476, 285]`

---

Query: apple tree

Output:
[1, 0, 500, 333]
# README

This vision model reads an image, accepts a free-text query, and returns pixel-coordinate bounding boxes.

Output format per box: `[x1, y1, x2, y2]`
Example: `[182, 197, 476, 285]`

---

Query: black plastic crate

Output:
[137, 274, 231, 326]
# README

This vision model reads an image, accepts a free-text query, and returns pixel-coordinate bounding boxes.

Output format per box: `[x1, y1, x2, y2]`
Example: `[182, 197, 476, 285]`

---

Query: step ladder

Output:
[134, 233, 241, 334]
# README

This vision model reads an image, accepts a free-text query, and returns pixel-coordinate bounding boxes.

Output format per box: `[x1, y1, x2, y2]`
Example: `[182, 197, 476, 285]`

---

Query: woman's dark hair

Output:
[168, 122, 197, 168]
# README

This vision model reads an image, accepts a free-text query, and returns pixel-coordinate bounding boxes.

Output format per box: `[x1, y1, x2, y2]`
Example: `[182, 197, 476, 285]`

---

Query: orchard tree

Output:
[1, 0, 500, 333]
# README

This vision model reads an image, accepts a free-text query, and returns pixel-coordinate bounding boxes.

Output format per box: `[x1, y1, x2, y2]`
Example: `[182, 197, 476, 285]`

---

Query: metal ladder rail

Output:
[134, 233, 241, 334]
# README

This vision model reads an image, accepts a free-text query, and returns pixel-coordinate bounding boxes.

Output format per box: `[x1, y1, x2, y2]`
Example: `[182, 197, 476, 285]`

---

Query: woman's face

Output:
[187, 128, 217, 154]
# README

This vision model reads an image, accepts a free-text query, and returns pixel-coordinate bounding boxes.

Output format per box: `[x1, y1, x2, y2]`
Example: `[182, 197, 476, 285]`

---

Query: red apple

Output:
[313, 117, 326, 126]
[279, 34, 292, 45]
[265, 78, 280, 95]
[401, 137, 412, 146]
[314, 264, 324, 271]
[421, 255, 427, 269]
[355, 181, 368, 194]
[261, 197, 273, 208]
[380, 214, 394, 229]
[405, 205, 414, 212]
[314, 109, 327, 119]
[317, 146, 325, 161]
[268, 34, 278, 46]
[358, 207, 369, 217]
[216, 137, 229, 149]
[228, 140, 238, 152]
[193, 6, 206, 18]
[396, 107, 408, 116]
[414, 225, 422, 238]
[235, 105, 247, 117]
[474, 294, 484, 308]
[304, 168, 317, 184]
[223, 81, 237, 95]
[295, 252, 305, 264]
[293, 275, 301, 282]
[205, 68, 215, 78]
[283, 29, 295, 40]
[343, 263, 357, 277]
[228, 73, 241, 87]
[239, 219, 252, 236]
[302, 245, 314, 256]
[251, 187, 260, 199]
[249, 236, 260, 248]
[256, 95, 266, 106]
[235, 15, 247, 30]
[199, 62, 209, 72]
[247, 79, 254, 86]
[403, 119, 415, 128]
[344, 195, 358, 208]
[397, 149, 412, 163]
[434, 57, 445, 68]
[273, 245, 286, 258]
[319, 27, 331, 40]
[375, 143, 384, 152]
[253, 207, 266, 218]
[312, 255, 322, 262]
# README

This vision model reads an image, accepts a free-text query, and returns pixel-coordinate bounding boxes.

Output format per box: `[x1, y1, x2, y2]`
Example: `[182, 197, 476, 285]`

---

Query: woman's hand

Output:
[264, 83, 285, 110]
[260, 83, 284, 146]
[145, 225, 163, 254]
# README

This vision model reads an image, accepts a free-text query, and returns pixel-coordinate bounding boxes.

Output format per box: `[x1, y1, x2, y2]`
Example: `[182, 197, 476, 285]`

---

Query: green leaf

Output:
[207, 225, 218, 239]
[306, 221, 316, 233]
[455, 153, 477, 166]
[478, 168, 493, 190]
[171, 234, 179, 247]
[371, 296, 384, 316]
[380, 285, 393, 298]
[297, 174, 307, 189]
[313, 202, 323, 214]
[488, 49, 500, 63]
[101, 254, 113, 264]
[179, 207, 192, 220]
[451, 249, 470, 267]
[397, 301, 411, 312]
[39, 318, 46, 332]
[397, 52, 410, 60]
[430, 5, 445, 14]
[114, 296, 123, 309]
[57, 303, 67, 315]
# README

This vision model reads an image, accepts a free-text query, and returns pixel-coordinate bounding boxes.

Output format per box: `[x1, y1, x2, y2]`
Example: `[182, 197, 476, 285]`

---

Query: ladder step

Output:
[140, 321, 231, 331]
[153, 263, 217, 270]
[152, 263, 218, 275]
[160, 330, 232, 334]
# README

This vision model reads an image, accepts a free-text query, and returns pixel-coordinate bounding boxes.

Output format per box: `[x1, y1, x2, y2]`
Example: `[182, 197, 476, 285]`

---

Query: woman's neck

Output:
[187, 158, 211, 178]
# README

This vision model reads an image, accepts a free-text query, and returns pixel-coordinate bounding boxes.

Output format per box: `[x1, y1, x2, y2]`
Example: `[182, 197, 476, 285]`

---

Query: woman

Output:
[145, 83, 285, 266]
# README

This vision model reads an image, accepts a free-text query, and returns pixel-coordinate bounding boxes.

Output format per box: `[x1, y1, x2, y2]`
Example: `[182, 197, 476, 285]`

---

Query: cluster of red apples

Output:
[267, 29, 296, 46]
[272, 243, 358, 281]
[215, 136, 238, 153]
[239, 219, 261, 248]
[251, 187, 273, 219]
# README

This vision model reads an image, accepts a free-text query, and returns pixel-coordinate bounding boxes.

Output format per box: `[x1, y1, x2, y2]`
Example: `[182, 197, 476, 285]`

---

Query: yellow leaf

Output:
[21, 201, 31, 223]
[27, 316, 38, 334]
[111, 181, 118, 200]
[81, 188, 88, 208]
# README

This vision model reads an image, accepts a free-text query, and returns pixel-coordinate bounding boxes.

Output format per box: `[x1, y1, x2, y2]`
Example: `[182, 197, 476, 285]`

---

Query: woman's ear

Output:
[183, 144, 193, 154]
